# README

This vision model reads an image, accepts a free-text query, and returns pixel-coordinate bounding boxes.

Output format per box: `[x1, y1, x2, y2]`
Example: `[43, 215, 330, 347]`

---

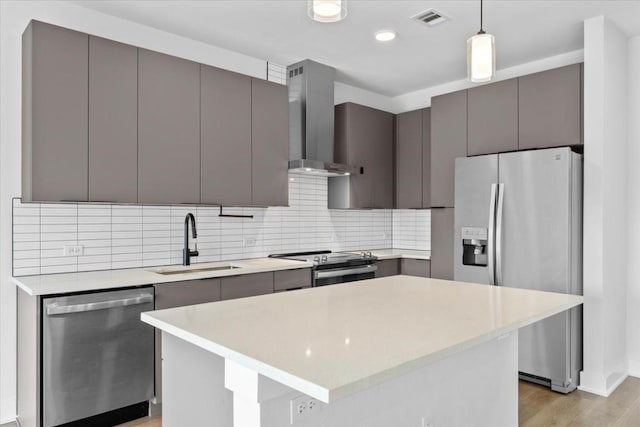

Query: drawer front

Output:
[400, 259, 431, 278]
[274, 268, 312, 292]
[155, 278, 221, 309]
[375, 259, 399, 278]
[220, 272, 274, 301]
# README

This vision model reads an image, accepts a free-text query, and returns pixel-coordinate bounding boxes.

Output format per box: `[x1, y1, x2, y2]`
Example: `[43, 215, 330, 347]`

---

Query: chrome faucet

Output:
[183, 213, 199, 266]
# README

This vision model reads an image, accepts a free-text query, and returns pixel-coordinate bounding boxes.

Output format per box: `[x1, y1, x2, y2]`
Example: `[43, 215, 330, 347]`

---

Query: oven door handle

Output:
[314, 265, 378, 280]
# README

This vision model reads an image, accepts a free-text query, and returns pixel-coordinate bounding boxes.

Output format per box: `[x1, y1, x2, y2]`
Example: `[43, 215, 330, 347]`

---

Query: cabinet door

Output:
[396, 110, 423, 209]
[22, 21, 88, 202]
[400, 259, 431, 278]
[375, 259, 399, 278]
[518, 64, 582, 150]
[369, 108, 394, 208]
[430, 208, 455, 280]
[201, 65, 252, 205]
[274, 268, 312, 292]
[431, 90, 467, 208]
[138, 49, 200, 204]
[220, 272, 274, 300]
[421, 108, 432, 208]
[251, 79, 289, 207]
[467, 79, 518, 156]
[88, 36, 138, 203]
[154, 279, 221, 401]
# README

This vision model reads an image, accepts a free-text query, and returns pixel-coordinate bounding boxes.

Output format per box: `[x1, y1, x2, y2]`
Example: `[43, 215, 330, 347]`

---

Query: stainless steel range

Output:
[269, 251, 377, 287]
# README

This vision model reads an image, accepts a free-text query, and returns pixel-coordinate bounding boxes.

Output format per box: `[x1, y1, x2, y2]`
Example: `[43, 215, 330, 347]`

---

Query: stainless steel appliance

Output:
[454, 147, 582, 393]
[269, 251, 377, 286]
[43, 287, 155, 426]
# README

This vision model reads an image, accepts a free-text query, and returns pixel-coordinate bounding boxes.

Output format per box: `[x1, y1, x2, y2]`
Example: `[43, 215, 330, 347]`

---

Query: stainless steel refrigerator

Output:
[454, 147, 582, 393]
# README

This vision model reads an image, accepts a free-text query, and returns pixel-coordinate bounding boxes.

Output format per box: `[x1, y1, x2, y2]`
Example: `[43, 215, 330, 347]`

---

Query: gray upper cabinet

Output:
[430, 208, 454, 280]
[431, 90, 467, 208]
[518, 64, 583, 150]
[332, 103, 394, 209]
[396, 110, 423, 209]
[22, 21, 88, 202]
[88, 36, 138, 203]
[467, 78, 518, 156]
[395, 108, 431, 209]
[138, 49, 201, 204]
[251, 78, 289, 207]
[421, 108, 431, 208]
[201, 65, 252, 206]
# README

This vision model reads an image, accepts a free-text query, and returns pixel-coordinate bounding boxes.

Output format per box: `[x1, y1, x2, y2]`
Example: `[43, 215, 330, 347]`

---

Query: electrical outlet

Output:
[243, 237, 256, 247]
[63, 245, 83, 256]
[421, 416, 431, 427]
[290, 395, 319, 424]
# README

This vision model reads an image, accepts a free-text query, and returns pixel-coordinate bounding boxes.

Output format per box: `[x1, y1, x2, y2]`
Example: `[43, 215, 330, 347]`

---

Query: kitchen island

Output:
[142, 276, 583, 427]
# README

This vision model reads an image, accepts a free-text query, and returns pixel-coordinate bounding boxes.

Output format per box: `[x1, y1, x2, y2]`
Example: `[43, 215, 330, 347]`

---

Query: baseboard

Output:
[628, 359, 640, 378]
[0, 416, 17, 426]
[579, 370, 628, 396]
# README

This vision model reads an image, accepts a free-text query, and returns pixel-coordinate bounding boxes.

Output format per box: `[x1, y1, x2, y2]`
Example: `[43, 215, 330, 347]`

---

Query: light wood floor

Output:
[115, 377, 640, 427]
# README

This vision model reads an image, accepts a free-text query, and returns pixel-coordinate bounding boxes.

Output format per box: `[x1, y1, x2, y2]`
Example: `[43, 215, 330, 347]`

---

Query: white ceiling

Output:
[71, 0, 640, 96]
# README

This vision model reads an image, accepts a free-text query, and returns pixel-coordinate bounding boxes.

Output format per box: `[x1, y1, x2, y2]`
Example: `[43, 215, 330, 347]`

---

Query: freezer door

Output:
[454, 154, 498, 284]
[498, 147, 577, 386]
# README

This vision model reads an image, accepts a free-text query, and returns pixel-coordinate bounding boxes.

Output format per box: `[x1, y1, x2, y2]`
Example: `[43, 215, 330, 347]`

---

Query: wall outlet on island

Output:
[63, 244, 83, 256]
[290, 395, 319, 424]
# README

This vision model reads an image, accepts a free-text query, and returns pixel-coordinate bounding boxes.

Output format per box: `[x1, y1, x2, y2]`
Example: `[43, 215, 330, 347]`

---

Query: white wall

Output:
[626, 36, 640, 377]
[579, 16, 629, 396]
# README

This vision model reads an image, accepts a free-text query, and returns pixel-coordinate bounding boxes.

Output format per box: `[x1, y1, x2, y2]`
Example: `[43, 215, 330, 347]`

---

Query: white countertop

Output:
[349, 249, 431, 260]
[12, 258, 312, 296]
[142, 276, 583, 403]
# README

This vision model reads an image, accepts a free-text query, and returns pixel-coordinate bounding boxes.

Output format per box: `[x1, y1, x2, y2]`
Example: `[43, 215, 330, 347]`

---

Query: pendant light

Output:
[308, 0, 347, 23]
[467, 0, 496, 82]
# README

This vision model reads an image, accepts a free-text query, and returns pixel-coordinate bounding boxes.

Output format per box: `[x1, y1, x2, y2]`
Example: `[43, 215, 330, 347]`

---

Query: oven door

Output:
[313, 265, 378, 287]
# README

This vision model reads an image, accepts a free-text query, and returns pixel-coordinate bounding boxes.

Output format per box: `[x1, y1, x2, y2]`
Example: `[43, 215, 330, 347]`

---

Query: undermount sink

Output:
[148, 263, 247, 276]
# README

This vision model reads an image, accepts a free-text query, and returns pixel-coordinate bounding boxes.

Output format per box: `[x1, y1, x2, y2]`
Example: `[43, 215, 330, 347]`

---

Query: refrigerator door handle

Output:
[495, 183, 505, 286]
[488, 183, 497, 286]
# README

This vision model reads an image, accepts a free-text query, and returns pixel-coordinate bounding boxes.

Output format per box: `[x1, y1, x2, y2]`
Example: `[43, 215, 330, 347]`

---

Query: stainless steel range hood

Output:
[287, 60, 359, 177]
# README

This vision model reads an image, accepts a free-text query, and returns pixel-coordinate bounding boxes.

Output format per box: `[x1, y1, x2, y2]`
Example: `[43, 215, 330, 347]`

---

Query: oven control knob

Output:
[366, 251, 372, 258]
[313, 256, 320, 263]
[321, 255, 328, 263]
[360, 252, 366, 258]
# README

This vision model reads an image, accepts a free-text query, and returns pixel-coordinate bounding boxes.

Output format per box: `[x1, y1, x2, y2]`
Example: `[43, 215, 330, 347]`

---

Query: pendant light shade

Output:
[467, 0, 496, 82]
[308, 0, 347, 23]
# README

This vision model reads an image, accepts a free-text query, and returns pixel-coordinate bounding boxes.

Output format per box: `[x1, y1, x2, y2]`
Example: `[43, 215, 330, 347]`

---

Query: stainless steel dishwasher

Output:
[42, 286, 154, 427]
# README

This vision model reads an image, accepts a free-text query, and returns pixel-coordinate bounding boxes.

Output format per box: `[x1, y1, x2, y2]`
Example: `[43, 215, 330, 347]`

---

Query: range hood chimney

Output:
[287, 60, 359, 177]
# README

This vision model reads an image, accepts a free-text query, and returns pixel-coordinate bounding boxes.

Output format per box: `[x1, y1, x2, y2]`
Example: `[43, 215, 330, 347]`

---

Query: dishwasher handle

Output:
[46, 294, 153, 316]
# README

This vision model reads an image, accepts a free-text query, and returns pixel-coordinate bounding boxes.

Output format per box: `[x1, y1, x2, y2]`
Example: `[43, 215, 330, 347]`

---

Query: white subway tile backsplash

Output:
[12, 177, 429, 276]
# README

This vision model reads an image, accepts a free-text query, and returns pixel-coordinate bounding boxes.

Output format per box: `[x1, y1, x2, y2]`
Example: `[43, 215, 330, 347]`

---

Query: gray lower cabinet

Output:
[138, 49, 201, 204]
[400, 259, 431, 278]
[467, 78, 518, 156]
[375, 259, 400, 278]
[251, 78, 289, 207]
[200, 65, 252, 206]
[221, 272, 274, 300]
[518, 64, 583, 150]
[431, 90, 468, 208]
[430, 208, 455, 280]
[332, 103, 394, 209]
[88, 36, 138, 203]
[395, 108, 431, 208]
[154, 279, 221, 402]
[22, 21, 88, 202]
[274, 268, 312, 291]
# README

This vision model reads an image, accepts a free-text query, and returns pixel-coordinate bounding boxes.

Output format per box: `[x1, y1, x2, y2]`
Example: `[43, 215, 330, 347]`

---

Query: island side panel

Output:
[161, 332, 232, 426]
[17, 291, 41, 427]
[259, 332, 519, 427]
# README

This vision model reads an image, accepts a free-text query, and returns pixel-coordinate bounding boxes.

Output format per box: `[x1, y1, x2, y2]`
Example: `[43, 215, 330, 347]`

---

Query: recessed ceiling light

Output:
[375, 30, 397, 42]
[308, 0, 347, 23]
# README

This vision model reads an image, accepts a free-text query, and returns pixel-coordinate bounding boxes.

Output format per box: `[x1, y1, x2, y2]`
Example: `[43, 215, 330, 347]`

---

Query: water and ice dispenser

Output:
[461, 227, 488, 267]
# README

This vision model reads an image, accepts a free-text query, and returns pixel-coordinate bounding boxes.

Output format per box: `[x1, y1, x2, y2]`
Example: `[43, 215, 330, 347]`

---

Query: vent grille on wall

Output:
[411, 9, 449, 27]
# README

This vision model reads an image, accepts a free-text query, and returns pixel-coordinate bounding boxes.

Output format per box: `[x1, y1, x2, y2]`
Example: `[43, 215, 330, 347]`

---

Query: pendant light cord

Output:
[480, 0, 484, 32]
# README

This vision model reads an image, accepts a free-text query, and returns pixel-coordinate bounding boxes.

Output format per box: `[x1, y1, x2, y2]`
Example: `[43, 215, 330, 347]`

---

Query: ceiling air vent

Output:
[411, 9, 449, 27]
